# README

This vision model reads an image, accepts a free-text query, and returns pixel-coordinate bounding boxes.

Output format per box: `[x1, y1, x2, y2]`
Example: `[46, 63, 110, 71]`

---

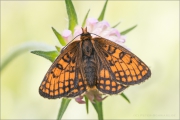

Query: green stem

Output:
[57, 98, 71, 120]
[97, 101, 103, 120]
[85, 96, 89, 114]
[91, 100, 103, 120]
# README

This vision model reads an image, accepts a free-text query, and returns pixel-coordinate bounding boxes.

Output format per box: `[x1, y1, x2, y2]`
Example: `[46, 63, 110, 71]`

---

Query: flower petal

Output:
[91, 20, 110, 37]
[86, 18, 98, 32]
[73, 26, 82, 40]
[96, 20, 110, 30]
[62, 30, 72, 43]
[86, 18, 98, 25]
[109, 28, 121, 38]
[75, 96, 86, 104]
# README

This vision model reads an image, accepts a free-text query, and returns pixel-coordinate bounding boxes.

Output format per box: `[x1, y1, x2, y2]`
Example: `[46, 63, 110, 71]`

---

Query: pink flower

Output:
[61, 30, 72, 43]
[61, 18, 128, 104]
[61, 18, 126, 47]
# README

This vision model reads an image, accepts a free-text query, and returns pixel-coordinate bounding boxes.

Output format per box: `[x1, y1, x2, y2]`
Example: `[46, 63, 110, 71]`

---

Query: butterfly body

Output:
[39, 27, 151, 99]
[81, 36, 100, 89]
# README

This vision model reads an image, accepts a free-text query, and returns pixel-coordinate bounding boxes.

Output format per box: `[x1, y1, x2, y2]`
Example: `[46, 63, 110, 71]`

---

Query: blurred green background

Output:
[1, 1, 179, 119]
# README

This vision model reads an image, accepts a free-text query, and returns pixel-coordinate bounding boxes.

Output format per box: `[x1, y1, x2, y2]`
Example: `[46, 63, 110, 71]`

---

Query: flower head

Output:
[62, 18, 126, 47]
[61, 18, 127, 104]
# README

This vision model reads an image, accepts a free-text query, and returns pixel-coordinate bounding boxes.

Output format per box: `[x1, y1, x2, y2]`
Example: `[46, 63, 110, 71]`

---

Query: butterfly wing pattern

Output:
[96, 62, 128, 94]
[39, 41, 87, 98]
[93, 38, 151, 86]
[39, 28, 151, 99]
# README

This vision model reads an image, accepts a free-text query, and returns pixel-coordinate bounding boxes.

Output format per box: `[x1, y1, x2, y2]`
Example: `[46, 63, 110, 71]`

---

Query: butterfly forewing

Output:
[93, 37, 151, 85]
[39, 41, 82, 99]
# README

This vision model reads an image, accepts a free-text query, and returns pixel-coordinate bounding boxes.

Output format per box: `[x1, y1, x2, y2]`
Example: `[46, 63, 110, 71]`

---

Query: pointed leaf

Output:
[120, 93, 131, 103]
[31, 50, 59, 62]
[55, 46, 61, 52]
[120, 25, 137, 35]
[52, 27, 66, 46]
[57, 98, 71, 120]
[82, 9, 90, 27]
[85, 96, 89, 114]
[112, 21, 121, 28]
[91, 100, 104, 120]
[65, 0, 78, 33]
[98, 0, 108, 21]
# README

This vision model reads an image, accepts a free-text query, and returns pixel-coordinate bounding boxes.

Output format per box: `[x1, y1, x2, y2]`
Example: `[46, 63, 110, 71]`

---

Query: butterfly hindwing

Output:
[92, 37, 151, 86]
[39, 41, 84, 99]
[96, 60, 128, 94]
[66, 69, 87, 97]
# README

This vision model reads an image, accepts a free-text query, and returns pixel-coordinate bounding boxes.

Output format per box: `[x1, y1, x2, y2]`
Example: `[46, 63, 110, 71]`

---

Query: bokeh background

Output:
[1, 1, 179, 119]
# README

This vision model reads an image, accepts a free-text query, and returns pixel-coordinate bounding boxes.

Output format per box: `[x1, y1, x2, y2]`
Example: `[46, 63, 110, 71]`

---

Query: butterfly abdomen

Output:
[82, 40, 97, 88]
[83, 60, 97, 88]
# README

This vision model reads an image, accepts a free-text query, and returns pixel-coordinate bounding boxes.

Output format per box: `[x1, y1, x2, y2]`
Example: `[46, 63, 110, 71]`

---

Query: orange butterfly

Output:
[39, 27, 151, 99]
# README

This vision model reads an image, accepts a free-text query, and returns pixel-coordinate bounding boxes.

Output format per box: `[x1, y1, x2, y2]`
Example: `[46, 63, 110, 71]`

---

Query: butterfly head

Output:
[81, 27, 92, 41]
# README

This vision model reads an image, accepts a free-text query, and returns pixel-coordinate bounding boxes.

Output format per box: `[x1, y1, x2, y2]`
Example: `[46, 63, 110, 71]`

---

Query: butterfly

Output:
[39, 27, 151, 99]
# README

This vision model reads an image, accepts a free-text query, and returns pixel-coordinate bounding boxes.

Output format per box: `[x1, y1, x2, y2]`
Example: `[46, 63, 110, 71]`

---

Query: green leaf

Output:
[52, 27, 66, 46]
[120, 25, 137, 35]
[31, 50, 59, 62]
[65, 0, 78, 33]
[120, 93, 130, 103]
[57, 98, 71, 120]
[98, 0, 108, 21]
[112, 21, 121, 28]
[82, 9, 90, 27]
[91, 100, 103, 120]
[85, 96, 89, 114]
[55, 46, 61, 52]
